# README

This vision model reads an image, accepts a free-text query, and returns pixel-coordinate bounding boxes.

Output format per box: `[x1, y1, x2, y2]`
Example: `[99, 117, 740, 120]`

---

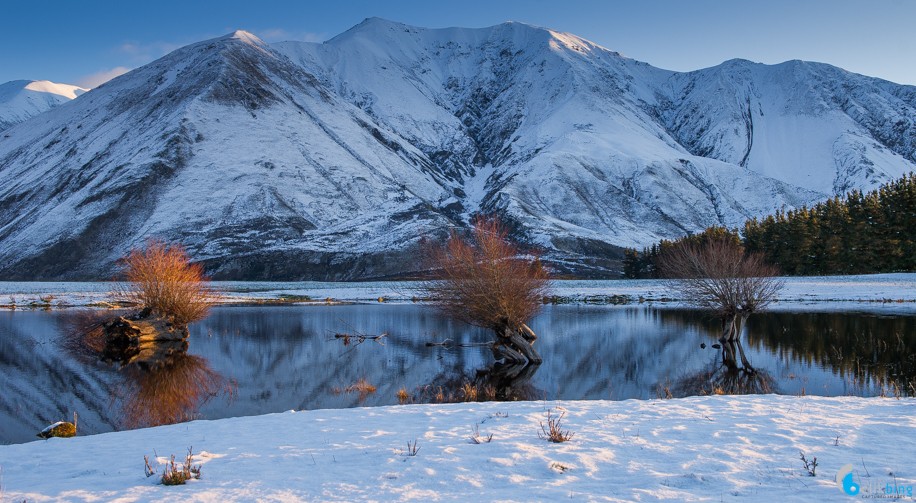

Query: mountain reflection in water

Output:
[0, 304, 912, 444]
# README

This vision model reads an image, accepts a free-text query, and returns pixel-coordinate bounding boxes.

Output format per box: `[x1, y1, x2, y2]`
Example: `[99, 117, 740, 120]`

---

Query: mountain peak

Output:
[0, 79, 86, 101]
[0, 79, 87, 131]
[357, 17, 404, 28]
[330, 17, 417, 42]
[23, 80, 87, 99]
[221, 30, 270, 50]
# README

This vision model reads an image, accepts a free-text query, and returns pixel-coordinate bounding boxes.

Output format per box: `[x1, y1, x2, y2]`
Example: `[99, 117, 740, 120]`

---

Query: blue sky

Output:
[2, 0, 914, 87]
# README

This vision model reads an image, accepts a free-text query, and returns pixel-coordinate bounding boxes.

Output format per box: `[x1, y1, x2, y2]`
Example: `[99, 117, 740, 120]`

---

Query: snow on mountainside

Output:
[660, 59, 916, 195]
[0, 30, 452, 280]
[0, 20, 914, 280]
[0, 80, 88, 131]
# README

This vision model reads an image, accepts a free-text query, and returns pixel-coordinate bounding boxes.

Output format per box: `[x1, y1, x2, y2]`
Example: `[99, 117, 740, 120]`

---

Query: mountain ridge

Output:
[0, 21, 913, 280]
[0, 79, 87, 131]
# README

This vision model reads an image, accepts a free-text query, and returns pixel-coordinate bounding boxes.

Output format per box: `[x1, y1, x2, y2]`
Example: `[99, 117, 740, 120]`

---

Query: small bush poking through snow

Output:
[148, 447, 202, 486]
[539, 409, 574, 443]
[799, 450, 818, 477]
[550, 461, 571, 473]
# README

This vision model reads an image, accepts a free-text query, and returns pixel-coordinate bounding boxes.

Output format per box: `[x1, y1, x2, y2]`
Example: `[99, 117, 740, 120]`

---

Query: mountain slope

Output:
[0, 80, 87, 131]
[276, 19, 912, 255]
[0, 31, 453, 280]
[0, 21, 914, 280]
[660, 59, 916, 195]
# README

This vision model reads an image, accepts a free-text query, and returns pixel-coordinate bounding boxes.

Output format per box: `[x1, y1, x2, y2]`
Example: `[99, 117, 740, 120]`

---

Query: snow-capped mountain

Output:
[0, 80, 87, 131]
[659, 59, 916, 195]
[0, 20, 913, 280]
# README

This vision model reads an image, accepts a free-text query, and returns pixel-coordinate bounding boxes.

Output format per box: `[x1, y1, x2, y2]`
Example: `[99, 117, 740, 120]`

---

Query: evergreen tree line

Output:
[623, 172, 916, 278]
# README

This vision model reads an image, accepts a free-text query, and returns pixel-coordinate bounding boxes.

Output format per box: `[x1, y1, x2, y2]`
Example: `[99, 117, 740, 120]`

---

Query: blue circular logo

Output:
[837, 464, 860, 496]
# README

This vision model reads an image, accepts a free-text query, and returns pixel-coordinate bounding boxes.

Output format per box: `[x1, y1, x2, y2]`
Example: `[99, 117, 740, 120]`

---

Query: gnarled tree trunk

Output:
[491, 322, 542, 365]
[101, 311, 190, 366]
[719, 313, 750, 343]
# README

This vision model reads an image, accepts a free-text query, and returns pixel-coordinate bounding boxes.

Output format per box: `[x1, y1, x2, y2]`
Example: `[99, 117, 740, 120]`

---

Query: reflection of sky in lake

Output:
[0, 305, 912, 444]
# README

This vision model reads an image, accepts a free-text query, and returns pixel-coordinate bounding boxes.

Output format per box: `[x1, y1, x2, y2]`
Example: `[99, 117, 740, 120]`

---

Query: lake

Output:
[1, 304, 913, 444]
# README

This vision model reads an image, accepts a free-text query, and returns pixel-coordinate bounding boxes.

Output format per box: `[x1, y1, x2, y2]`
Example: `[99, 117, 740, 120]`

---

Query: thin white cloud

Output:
[117, 40, 184, 63]
[119, 42, 143, 56]
[76, 66, 131, 88]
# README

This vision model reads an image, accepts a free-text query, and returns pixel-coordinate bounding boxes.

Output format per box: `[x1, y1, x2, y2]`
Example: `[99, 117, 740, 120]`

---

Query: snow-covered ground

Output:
[0, 395, 913, 501]
[1, 273, 914, 312]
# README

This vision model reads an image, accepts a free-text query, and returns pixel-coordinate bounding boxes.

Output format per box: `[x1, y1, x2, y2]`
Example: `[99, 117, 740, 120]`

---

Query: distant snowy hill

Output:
[0, 20, 913, 280]
[0, 80, 87, 131]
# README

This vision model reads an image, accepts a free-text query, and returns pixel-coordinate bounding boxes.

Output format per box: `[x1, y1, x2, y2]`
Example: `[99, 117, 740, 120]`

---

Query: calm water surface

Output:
[1, 305, 913, 444]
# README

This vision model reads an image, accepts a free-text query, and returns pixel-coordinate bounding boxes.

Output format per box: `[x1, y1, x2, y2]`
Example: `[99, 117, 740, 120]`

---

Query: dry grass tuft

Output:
[144, 455, 156, 478]
[656, 379, 674, 399]
[396, 387, 410, 404]
[159, 447, 202, 486]
[539, 409, 574, 443]
[117, 240, 214, 325]
[344, 378, 377, 395]
[460, 382, 478, 401]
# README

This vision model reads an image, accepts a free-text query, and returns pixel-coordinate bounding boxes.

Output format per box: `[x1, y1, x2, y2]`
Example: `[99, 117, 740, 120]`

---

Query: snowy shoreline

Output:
[1, 273, 915, 313]
[1, 395, 913, 501]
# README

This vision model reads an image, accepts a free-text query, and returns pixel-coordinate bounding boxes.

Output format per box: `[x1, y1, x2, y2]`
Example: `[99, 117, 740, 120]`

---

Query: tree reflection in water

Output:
[117, 348, 228, 428]
[411, 362, 544, 403]
[671, 339, 776, 397]
[745, 312, 916, 396]
[62, 311, 231, 429]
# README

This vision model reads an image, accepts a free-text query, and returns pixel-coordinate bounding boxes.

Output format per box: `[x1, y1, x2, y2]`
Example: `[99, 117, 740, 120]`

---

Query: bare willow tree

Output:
[423, 217, 550, 365]
[660, 238, 783, 343]
[117, 240, 214, 326]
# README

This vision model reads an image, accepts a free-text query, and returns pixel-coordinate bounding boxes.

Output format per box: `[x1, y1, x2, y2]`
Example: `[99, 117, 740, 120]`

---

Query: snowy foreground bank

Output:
[1, 396, 914, 501]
